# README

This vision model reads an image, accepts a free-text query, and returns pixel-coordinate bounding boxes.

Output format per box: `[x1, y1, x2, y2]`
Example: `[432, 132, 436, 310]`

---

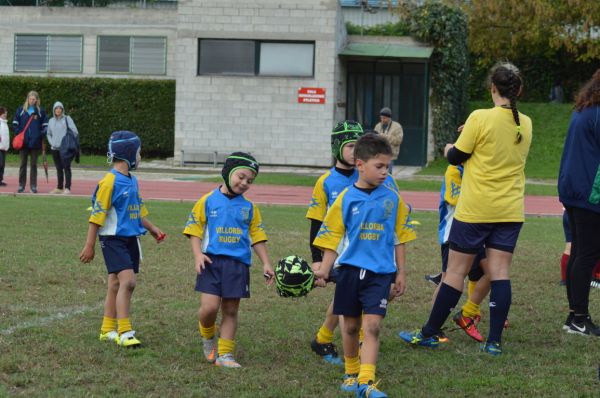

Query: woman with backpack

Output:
[47, 101, 79, 194]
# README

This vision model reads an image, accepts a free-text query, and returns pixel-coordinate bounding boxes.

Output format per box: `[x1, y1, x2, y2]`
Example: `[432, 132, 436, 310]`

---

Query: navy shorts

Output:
[449, 219, 523, 254]
[99, 236, 140, 274]
[195, 255, 250, 299]
[562, 211, 572, 243]
[333, 265, 395, 317]
[440, 243, 485, 281]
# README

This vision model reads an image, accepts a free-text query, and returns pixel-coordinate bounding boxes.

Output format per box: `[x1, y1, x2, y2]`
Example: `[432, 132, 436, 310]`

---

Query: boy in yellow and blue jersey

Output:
[313, 133, 416, 398]
[80, 131, 164, 348]
[183, 152, 274, 368]
[307, 121, 399, 365]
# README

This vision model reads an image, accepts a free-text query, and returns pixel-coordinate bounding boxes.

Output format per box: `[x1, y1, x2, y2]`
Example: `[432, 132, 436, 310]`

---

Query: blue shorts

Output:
[562, 211, 572, 243]
[449, 219, 523, 254]
[440, 243, 485, 281]
[333, 265, 395, 317]
[99, 236, 140, 274]
[195, 254, 250, 299]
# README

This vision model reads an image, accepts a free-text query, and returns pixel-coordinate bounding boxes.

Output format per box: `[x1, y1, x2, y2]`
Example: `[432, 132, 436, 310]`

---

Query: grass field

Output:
[1, 196, 599, 397]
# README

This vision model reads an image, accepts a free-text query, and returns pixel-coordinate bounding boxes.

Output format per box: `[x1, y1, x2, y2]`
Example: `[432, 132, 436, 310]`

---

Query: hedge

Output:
[0, 76, 175, 157]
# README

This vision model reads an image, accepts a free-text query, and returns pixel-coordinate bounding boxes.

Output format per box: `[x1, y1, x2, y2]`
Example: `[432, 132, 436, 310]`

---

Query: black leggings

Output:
[565, 206, 600, 315]
[52, 150, 72, 190]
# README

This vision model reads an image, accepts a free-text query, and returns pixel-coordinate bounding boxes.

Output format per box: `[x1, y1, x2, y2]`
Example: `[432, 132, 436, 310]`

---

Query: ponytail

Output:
[490, 62, 523, 144]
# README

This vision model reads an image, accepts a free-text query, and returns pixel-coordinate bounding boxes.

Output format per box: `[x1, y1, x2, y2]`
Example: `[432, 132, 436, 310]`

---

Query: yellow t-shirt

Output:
[453, 106, 532, 223]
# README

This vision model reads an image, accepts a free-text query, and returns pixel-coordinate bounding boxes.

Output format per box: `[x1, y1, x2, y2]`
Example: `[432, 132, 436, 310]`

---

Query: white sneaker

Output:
[202, 337, 218, 363]
[117, 330, 142, 348]
[63, 188, 71, 195]
[49, 188, 63, 194]
[215, 353, 241, 368]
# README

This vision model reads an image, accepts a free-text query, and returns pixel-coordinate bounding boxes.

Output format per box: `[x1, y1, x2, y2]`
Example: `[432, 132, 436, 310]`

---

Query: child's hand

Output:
[79, 245, 95, 263]
[313, 268, 328, 287]
[263, 265, 275, 286]
[390, 272, 406, 299]
[310, 261, 322, 272]
[149, 227, 166, 243]
[195, 253, 212, 274]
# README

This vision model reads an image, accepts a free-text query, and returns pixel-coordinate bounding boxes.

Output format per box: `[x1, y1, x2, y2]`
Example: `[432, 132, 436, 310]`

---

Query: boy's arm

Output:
[142, 217, 165, 242]
[252, 241, 274, 285]
[79, 222, 100, 263]
[190, 236, 212, 274]
[390, 244, 406, 299]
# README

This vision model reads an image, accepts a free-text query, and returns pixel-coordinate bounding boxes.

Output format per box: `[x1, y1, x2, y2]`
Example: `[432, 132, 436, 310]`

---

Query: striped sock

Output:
[117, 318, 132, 335]
[344, 356, 360, 376]
[358, 363, 376, 385]
[199, 321, 216, 340]
[316, 325, 334, 344]
[218, 338, 235, 356]
[100, 317, 117, 334]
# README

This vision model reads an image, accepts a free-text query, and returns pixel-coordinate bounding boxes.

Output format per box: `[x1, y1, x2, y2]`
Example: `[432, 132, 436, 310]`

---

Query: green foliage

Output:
[399, 1, 470, 155]
[0, 76, 175, 157]
[345, 21, 410, 36]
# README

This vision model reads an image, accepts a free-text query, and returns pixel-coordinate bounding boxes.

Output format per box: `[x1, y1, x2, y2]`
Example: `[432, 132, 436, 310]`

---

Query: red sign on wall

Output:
[298, 87, 326, 104]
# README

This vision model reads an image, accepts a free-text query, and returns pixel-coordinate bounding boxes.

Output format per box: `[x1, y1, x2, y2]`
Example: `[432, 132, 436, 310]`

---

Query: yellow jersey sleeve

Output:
[249, 204, 268, 245]
[443, 166, 462, 206]
[454, 111, 480, 155]
[394, 197, 417, 245]
[140, 195, 149, 218]
[306, 173, 329, 221]
[89, 173, 115, 226]
[183, 195, 209, 239]
[313, 190, 346, 251]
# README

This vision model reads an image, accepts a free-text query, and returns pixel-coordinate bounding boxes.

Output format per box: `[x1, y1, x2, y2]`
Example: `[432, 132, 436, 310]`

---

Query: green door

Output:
[346, 60, 429, 166]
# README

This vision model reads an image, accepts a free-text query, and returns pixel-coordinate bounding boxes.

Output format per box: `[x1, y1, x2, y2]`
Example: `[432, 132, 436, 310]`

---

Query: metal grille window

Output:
[98, 36, 166, 75]
[198, 39, 314, 77]
[14, 34, 82, 73]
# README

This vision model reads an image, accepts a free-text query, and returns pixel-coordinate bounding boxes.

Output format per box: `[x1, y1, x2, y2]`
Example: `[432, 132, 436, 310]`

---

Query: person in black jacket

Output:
[12, 91, 48, 193]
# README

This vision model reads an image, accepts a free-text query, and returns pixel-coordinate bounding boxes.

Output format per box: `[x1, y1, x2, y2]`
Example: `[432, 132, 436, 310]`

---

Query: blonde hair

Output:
[22, 91, 41, 114]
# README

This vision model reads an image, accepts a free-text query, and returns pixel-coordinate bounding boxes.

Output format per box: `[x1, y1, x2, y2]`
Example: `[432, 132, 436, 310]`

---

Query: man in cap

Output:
[374, 107, 403, 172]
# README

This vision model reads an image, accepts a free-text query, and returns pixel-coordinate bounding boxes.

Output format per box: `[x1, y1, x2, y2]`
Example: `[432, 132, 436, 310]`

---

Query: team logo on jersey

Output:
[90, 200, 107, 217]
[185, 212, 198, 227]
[308, 197, 319, 208]
[450, 181, 461, 198]
[122, 190, 129, 197]
[209, 209, 218, 218]
[383, 199, 394, 218]
[316, 222, 332, 238]
[331, 191, 339, 199]
[379, 298, 388, 309]
[240, 207, 250, 223]
[352, 206, 360, 216]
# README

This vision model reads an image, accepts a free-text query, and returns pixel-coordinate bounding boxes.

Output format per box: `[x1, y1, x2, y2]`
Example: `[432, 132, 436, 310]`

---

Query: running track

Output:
[0, 175, 563, 216]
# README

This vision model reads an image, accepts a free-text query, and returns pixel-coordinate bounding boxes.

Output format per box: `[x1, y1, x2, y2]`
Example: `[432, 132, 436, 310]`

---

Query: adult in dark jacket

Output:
[558, 69, 600, 336]
[12, 91, 48, 193]
[47, 101, 79, 194]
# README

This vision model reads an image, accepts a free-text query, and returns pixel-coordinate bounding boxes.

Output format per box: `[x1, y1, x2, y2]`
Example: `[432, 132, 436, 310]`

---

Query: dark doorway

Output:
[346, 60, 429, 166]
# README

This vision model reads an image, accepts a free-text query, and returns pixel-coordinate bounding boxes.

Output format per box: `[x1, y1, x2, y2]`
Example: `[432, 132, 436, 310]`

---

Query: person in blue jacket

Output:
[12, 91, 48, 193]
[558, 69, 600, 336]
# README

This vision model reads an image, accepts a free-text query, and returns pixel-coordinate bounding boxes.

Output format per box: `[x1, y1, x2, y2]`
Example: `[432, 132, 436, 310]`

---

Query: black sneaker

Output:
[568, 316, 600, 336]
[562, 313, 574, 331]
[31, 187, 37, 194]
[425, 272, 442, 286]
[17, 186, 24, 193]
[310, 339, 343, 365]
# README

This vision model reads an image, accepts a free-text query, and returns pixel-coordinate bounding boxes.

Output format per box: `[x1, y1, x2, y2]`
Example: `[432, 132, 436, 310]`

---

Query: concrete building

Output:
[0, 0, 434, 167]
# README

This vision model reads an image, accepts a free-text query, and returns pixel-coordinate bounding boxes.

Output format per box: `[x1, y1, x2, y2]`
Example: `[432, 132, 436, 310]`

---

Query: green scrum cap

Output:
[331, 120, 364, 165]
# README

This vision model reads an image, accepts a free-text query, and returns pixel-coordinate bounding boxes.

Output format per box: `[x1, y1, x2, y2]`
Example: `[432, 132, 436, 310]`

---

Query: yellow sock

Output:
[117, 318, 132, 335]
[467, 280, 477, 299]
[461, 299, 480, 319]
[316, 325, 334, 344]
[344, 356, 360, 376]
[358, 363, 376, 385]
[199, 321, 216, 340]
[101, 317, 117, 334]
[218, 338, 235, 356]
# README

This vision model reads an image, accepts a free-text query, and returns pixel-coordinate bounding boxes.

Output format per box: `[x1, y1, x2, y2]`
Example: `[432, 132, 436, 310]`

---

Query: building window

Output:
[14, 34, 83, 73]
[198, 39, 314, 77]
[98, 36, 166, 75]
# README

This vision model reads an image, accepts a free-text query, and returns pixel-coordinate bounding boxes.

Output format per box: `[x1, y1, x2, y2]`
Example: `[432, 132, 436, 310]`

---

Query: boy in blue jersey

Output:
[183, 152, 274, 368]
[313, 133, 416, 398]
[80, 131, 164, 348]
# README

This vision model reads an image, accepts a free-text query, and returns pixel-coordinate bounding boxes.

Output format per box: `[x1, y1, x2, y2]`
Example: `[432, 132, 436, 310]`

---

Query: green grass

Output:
[419, 101, 573, 180]
[1, 196, 598, 396]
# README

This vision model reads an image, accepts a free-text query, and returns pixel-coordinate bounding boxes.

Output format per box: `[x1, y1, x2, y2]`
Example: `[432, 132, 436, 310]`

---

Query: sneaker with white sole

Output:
[202, 337, 218, 363]
[117, 330, 142, 348]
[63, 188, 71, 195]
[49, 188, 63, 194]
[99, 330, 119, 343]
[215, 353, 241, 368]
[568, 316, 600, 336]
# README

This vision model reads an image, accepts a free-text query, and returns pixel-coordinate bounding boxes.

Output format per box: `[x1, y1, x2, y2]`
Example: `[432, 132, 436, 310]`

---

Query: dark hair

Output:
[574, 69, 600, 111]
[0, 107, 6, 116]
[354, 133, 392, 161]
[489, 62, 523, 143]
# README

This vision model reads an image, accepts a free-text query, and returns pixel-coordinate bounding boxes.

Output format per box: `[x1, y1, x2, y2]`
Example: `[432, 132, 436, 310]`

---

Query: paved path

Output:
[0, 174, 563, 216]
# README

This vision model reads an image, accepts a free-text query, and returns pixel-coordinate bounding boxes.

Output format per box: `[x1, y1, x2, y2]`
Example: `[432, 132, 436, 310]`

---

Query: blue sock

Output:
[422, 282, 462, 337]
[487, 280, 511, 344]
